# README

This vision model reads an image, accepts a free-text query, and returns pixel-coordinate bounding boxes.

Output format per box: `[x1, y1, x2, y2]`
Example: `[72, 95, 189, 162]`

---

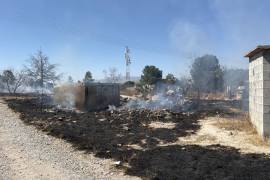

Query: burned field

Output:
[4, 96, 270, 179]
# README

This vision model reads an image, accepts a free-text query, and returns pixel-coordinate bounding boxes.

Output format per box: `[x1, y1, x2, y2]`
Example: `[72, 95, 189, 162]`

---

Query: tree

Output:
[1, 69, 25, 93]
[2, 70, 15, 93]
[25, 50, 60, 108]
[83, 71, 94, 83]
[135, 82, 154, 98]
[2, 70, 14, 93]
[67, 76, 74, 84]
[103, 67, 121, 83]
[25, 50, 60, 92]
[121, 81, 135, 91]
[190, 55, 224, 97]
[140, 65, 162, 85]
[165, 73, 177, 84]
[122, 81, 135, 88]
[0, 74, 4, 91]
[136, 65, 162, 97]
[178, 76, 192, 96]
[223, 68, 248, 90]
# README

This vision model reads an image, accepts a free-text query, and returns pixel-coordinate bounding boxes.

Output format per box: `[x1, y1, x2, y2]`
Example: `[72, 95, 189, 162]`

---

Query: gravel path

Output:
[0, 99, 139, 180]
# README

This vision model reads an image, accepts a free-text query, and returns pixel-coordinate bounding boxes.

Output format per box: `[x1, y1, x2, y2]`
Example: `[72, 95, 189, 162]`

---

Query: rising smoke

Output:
[122, 82, 188, 112]
[53, 84, 77, 109]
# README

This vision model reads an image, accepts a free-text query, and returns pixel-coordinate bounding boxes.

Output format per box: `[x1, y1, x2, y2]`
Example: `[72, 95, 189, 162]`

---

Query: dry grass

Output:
[215, 113, 255, 133]
[202, 92, 226, 100]
[148, 121, 176, 129]
[215, 114, 270, 146]
[250, 135, 270, 146]
[194, 134, 217, 143]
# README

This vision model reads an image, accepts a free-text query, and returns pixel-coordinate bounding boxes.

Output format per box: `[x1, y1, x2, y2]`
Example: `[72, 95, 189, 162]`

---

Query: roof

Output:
[245, 45, 270, 58]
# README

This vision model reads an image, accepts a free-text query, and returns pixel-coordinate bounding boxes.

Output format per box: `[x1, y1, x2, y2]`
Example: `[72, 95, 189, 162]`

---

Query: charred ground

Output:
[4, 96, 270, 179]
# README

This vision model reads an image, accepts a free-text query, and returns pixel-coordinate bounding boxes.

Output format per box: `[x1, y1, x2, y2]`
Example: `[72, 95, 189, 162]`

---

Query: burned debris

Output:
[4, 95, 269, 180]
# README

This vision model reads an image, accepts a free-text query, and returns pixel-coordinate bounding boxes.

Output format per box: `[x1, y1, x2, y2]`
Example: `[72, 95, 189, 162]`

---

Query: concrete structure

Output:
[245, 45, 270, 137]
[75, 83, 120, 111]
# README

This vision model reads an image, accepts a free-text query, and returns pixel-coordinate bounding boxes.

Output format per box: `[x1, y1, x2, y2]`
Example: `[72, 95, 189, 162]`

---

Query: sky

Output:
[0, 0, 269, 81]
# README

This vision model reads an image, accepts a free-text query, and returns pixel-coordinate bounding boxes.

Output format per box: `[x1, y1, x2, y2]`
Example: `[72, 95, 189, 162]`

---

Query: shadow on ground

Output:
[4, 97, 270, 179]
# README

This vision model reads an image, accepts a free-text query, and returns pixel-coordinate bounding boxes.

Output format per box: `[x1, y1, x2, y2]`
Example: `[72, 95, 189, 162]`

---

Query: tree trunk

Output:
[40, 58, 44, 112]
[6, 81, 11, 94]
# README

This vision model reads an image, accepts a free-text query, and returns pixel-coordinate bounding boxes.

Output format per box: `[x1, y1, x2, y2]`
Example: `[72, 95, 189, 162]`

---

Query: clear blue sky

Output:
[0, 0, 269, 81]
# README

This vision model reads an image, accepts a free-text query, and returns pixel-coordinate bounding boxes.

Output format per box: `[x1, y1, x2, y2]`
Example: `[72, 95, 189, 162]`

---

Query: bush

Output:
[121, 81, 135, 89]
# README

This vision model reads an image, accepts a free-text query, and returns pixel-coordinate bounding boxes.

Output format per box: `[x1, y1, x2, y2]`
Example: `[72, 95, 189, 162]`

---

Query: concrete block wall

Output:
[249, 50, 270, 137]
[263, 52, 270, 136]
[249, 53, 264, 136]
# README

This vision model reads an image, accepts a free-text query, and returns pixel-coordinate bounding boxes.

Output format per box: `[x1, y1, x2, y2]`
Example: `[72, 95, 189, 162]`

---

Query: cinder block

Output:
[263, 71, 270, 80]
[264, 80, 270, 88]
[263, 63, 270, 70]
[264, 105, 270, 114]
[264, 97, 270, 105]
[257, 57, 264, 64]
[263, 117, 270, 137]
[264, 90, 270, 97]
[263, 113, 270, 122]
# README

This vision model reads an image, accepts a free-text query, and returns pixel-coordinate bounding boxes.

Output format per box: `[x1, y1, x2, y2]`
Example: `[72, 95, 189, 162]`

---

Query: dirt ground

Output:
[0, 98, 138, 180]
[180, 117, 270, 154]
[2, 96, 270, 179]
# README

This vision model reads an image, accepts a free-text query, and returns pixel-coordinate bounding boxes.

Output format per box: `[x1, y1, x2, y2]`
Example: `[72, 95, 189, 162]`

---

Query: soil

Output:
[2, 96, 270, 179]
[0, 98, 138, 180]
[180, 117, 270, 154]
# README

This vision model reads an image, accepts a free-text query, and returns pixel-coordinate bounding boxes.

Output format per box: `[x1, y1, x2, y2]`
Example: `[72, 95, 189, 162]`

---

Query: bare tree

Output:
[1, 69, 26, 94]
[178, 76, 192, 97]
[25, 50, 60, 108]
[103, 67, 121, 83]
[25, 50, 60, 92]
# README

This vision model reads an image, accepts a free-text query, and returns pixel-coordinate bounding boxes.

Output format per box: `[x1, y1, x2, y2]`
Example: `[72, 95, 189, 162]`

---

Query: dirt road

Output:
[0, 99, 138, 180]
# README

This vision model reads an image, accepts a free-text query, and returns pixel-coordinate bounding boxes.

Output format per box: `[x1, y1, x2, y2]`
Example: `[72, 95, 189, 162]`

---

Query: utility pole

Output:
[125, 46, 131, 81]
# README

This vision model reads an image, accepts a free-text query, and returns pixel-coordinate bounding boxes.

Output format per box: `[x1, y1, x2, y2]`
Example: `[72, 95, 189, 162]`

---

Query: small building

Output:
[245, 45, 270, 137]
[75, 83, 120, 111]
[236, 86, 246, 100]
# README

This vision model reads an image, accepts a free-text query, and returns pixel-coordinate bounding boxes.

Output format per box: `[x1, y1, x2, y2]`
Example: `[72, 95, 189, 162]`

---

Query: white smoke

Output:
[169, 20, 213, 57]
[53, 83, 77, 109]
[122, 83, 187, 111]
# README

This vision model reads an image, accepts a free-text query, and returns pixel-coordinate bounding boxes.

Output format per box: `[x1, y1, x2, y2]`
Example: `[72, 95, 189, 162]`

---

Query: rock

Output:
[98, 118, 106, 122]
[113, 161, 121, 165]
[123, 126, 129, 131]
